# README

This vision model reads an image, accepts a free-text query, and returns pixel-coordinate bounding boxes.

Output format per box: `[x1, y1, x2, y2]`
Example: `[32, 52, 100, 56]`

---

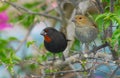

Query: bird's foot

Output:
[52, 54, 56, 63]
[79, 52, 82, 58]
[52, 57, 56, 63]
[62, 54, 65, 61]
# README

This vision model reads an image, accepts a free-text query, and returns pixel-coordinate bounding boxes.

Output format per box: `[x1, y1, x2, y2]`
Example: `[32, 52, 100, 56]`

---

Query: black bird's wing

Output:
[60, 32, 66, 39]
[60, 32, 71, 41]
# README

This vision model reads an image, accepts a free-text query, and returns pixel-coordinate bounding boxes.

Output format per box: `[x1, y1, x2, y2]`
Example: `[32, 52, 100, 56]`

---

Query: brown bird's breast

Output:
[75, 26, 98, 43]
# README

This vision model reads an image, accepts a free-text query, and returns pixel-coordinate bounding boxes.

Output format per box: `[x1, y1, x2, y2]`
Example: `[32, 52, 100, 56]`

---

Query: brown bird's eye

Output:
[79, 17, 82, 19]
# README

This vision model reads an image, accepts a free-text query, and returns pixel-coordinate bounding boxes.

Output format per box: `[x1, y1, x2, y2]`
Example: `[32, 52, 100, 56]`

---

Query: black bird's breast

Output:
[44, 32, 67, 53]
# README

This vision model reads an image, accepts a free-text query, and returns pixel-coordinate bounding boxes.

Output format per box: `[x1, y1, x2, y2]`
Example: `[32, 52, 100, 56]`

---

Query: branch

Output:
[105, 0, 114, 38]
[56, 0, 66, 24]
[36, 42, 110, 67]
[110, 65, 120, 78]
[95, 0, 104, 13]
[89, 42, 118, 61]
[108, 44, 119, 60]
[105, 0, 117, 61]
[45, 69, 89, 76]
[88, 42, 108, 54]
[110, 0, 114, 12]
[31, 69, 89, 78]
[68, 63, 82, 78]
[15, 20, 38, 52]
[3, 0, 62, 22]
[56, 0, 67, 34]
[18, 52, 116, 78]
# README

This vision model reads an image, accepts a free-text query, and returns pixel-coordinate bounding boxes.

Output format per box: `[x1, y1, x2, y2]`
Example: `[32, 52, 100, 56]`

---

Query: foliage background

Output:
[0, 0, 120, 78]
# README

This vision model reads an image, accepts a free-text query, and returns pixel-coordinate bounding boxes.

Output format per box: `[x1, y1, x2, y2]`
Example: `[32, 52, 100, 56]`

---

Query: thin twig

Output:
[109, 65, 120, 78]
[104, 0, 114, 38]
[56, 0, 66, 24]
[41, 68, 45, 78]
[30, 69, 89, 78]
[31, 75, 41, 78]
[106, 0, 118, 61]
[15, 20, 38, 52]
[45, 69, 89, 76]
[56, 0, 67, 33]
[110, 0, 114, 12]
[3, 0, 62, 22]
[69, 63, 82, 78]
[88, 42, 108, 54]
[95, 0, 104, 13]
[108, 44, 119, 60]
[16, 55, 115, 68]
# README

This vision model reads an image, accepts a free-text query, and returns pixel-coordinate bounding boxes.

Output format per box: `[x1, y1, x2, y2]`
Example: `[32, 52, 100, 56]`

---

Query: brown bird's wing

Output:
[92, 22, 97, 28]
[87, 18, 97, 28]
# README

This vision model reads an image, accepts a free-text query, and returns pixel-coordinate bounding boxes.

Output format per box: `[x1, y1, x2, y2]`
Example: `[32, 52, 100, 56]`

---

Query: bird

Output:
[40, 27, 68, 61]
[72, 15, 98, 53]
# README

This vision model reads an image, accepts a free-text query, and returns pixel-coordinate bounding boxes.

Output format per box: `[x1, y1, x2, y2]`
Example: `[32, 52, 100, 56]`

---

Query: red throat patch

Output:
[44, 35, 52, 43]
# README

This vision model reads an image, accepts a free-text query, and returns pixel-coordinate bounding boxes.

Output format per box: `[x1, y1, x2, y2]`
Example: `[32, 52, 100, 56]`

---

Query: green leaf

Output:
[0, 38, 8, 49]
[29, 63, 38, 70]
[71, 39, 80, 51]
[27, 41, 36, 48]
[102, 0, 110, 2]
[10, 14, 35, 27]
[41, 55, 48, 61]
[22, 15, 35, 27]
[8, 37, 18, 41]
[104, 20, 111, 29]
[10, 0, 18, 2]
[113, 16, 120, 25]
[95, 13, 106, 22]
[0, 3, 9, 11]
[111, 29, 120, 46]
[38, 54, 47, 62]
[112, 29, 120, 39]
[0, 37, 20, 74]
[58, 52, 63, 59]
[24, 1, 40, 9]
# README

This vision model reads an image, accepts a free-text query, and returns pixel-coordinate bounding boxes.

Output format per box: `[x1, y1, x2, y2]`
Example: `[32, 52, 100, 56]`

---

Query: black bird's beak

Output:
[40, 31, 46, 36]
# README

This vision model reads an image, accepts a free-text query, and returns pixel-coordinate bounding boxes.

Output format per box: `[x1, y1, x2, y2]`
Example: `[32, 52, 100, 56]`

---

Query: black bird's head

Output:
[41, 27, 57, 43]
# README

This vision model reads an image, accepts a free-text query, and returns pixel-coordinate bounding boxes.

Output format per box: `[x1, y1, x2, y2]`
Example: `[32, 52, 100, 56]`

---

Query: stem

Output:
[95, 0, 104, 13]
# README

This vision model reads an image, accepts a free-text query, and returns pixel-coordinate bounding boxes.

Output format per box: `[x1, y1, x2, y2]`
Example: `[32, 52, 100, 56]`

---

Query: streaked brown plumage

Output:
[72, 15, 98, 53]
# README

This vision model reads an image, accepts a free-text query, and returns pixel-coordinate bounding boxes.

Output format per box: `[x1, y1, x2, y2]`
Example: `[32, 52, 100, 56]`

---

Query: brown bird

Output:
[41, 27, 68, 61]
[72, 15, 98, 53]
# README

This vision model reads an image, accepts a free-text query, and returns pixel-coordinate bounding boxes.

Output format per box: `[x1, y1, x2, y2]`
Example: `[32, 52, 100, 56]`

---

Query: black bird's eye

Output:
[44, 29, 48, 32]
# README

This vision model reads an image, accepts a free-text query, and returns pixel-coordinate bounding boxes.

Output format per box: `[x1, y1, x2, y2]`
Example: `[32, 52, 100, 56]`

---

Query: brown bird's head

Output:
[72, 15, 94, 27]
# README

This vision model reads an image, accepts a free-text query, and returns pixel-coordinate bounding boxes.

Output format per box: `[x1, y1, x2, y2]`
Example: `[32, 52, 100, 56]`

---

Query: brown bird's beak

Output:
[40, 31, 47, 36]
[72, 18, 76, 22]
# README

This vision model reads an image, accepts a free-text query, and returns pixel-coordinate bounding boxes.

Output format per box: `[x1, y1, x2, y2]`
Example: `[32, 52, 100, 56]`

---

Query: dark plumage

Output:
[41, 27, 68, 61]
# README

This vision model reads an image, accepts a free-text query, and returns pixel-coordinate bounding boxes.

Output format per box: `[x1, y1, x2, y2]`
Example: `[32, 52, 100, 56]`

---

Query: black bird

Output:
[41, 27, 68, 61]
